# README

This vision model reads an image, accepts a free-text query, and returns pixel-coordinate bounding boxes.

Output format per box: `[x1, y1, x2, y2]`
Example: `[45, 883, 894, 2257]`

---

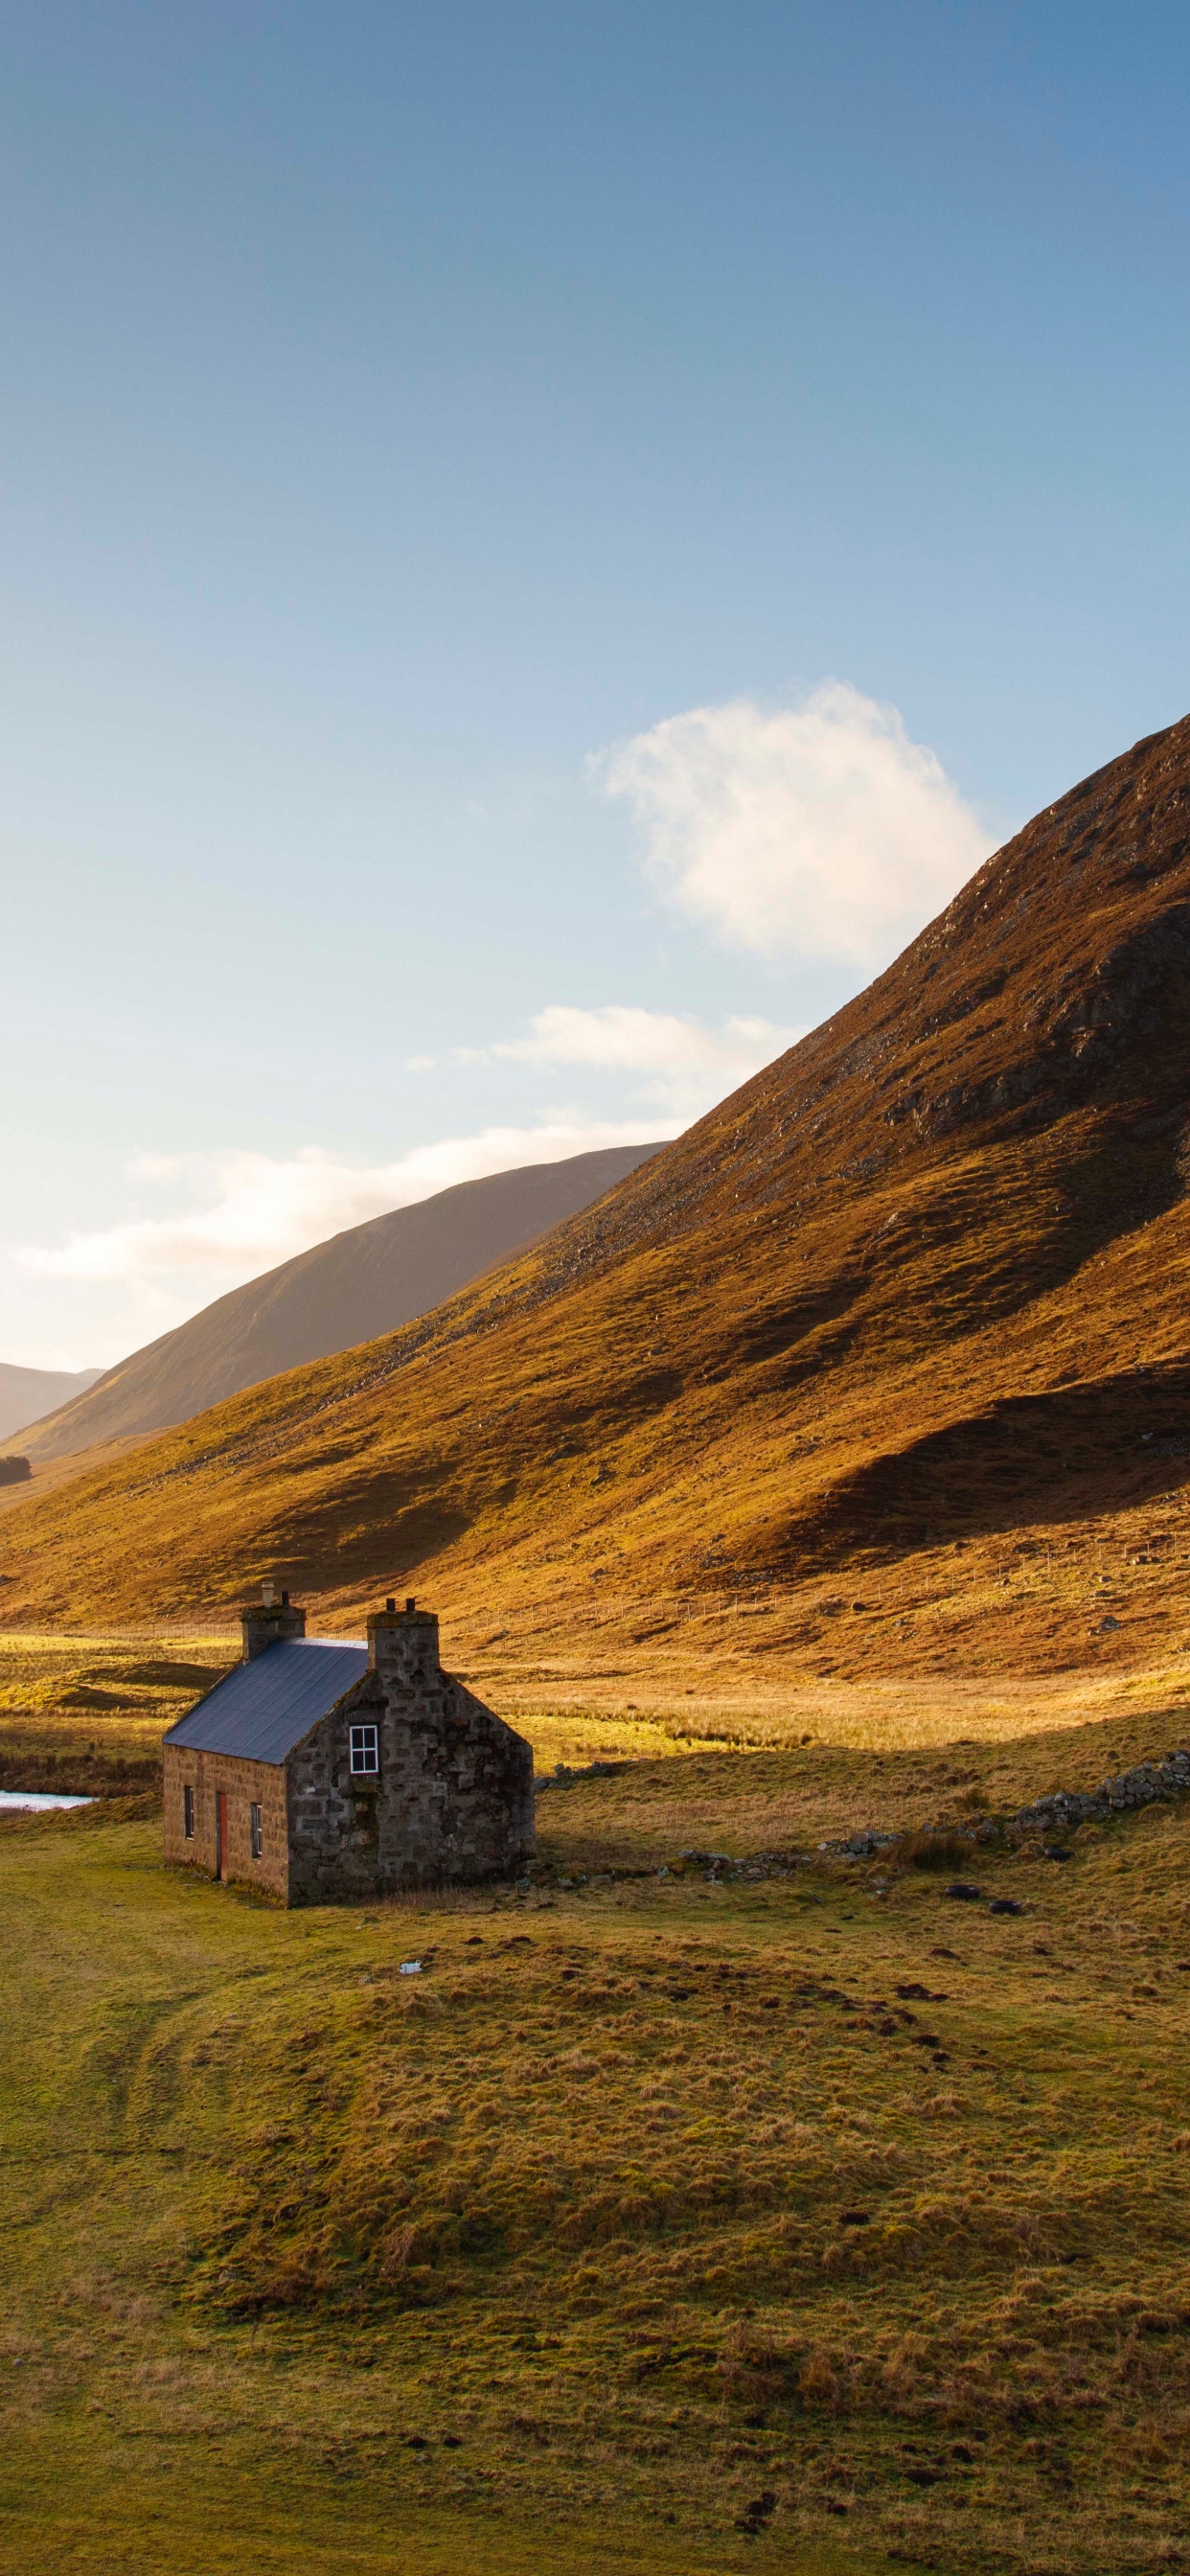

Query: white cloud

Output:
[14, 1121, 667, 1288]
[599, 680, 991, 967]
[444, 1003, 797, 1118]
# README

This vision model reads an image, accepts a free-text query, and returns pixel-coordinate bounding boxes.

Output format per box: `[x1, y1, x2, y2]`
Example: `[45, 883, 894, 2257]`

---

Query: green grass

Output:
[4, 1748, 1190, 2575]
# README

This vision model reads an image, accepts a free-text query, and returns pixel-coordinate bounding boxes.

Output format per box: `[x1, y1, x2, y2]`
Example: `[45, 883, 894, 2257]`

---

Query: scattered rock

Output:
[989, 1897, 1023, 1916]
[944, 1882, 983, 1901]
[1043, 1845, 1073, 1861]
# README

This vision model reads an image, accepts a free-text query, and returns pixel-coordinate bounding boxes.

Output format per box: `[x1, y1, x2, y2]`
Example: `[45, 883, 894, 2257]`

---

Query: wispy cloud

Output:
[432, 1003, 797, 1118]
[15, 1122, 665, 1287]
[599, 680, 992, 967]
[10, 1011, 793, 1357]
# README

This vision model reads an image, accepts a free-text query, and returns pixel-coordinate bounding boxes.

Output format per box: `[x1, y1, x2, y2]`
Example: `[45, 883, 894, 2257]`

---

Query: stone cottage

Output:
[162, 1587, 534, 1903]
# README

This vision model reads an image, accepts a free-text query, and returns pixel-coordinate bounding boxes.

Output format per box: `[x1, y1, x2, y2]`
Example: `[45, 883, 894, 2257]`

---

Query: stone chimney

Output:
[367, 1595, 440, 1689]
[240, 1582, 306, 1662]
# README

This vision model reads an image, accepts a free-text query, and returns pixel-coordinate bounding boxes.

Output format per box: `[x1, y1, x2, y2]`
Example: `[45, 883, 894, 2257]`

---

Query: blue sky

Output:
[4, 2, 1190, 1367]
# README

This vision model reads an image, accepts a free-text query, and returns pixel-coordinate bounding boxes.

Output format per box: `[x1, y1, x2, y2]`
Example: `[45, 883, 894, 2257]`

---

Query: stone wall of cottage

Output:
[163, 1742, 288, 1901]
[285, 1606, 534, 1903]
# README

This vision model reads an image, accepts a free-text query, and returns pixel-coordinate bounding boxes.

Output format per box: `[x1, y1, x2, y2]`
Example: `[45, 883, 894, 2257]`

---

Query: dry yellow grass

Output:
[4, 1621, 1189, 1796]
[0, 1630, 234, 1792]
[5, 1736, 1190, 2576]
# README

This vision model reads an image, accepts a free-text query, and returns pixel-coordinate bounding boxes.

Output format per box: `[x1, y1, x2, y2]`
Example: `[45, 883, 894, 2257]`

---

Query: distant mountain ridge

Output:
[13, 1143, 663, 1460]
[0, 1363, 101, 1446]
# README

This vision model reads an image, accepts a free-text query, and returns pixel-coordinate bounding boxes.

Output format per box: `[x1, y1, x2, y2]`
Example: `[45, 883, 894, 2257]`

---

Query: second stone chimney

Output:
[240, 1582, 306, 1662]
[367, 1595, 440, 1689]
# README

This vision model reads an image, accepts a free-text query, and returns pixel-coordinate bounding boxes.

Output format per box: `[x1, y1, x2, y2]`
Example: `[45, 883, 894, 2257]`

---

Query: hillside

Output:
[0, 1362, 100, 1445]
[4, 709, 1190, 1701]
[13, 1142, 661, 1460]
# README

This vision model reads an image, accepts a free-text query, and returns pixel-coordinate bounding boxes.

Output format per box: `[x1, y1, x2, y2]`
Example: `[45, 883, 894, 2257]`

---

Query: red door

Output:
[216, 1791, 228, 1880]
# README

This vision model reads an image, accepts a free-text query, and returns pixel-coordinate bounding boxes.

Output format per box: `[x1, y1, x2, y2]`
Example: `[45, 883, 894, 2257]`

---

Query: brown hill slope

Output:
[0, 1364, 100, 1446]
[14, 1142, 662, 1460]
[5, 712, 1190, 1706]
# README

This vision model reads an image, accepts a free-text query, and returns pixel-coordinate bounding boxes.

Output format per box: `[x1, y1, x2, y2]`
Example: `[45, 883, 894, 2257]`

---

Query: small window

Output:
[350, 1722, 379, 1776]
[183, 1783, 195, 1840]
[250, 1801, 263, 1859]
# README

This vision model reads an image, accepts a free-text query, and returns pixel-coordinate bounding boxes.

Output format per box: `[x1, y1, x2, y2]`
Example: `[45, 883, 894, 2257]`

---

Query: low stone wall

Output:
[826, 1748, 1190, 1860]
[1010, 1747, 1190, 1835]
[527, 1747, 1190, 1886]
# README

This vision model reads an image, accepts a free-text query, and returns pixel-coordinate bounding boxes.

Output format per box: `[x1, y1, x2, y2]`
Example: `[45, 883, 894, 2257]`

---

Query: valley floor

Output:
[2, 1680, 1190, 2576]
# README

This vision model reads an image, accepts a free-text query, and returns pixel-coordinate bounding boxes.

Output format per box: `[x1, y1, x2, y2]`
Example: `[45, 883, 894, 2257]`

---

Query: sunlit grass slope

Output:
[0, 1631, 235, 1794]
[4, 1723, 1190, 2576]
[4, 715, 1190, 1712]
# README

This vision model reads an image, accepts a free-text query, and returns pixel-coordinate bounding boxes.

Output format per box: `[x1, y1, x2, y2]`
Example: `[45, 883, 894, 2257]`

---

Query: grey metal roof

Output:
[163, 1638, 369, 1765]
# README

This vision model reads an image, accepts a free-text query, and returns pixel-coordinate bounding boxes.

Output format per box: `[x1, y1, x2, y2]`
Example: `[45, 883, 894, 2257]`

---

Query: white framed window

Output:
[183, 1784, 195, 1840]
[250, 1802, 263, 1859]
[350, 1722, 379, 1776]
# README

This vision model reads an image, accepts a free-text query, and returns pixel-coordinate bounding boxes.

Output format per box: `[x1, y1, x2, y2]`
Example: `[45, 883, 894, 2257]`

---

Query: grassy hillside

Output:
[2, 716, 1190, 1712]
[3, 1720, 1190, 2576]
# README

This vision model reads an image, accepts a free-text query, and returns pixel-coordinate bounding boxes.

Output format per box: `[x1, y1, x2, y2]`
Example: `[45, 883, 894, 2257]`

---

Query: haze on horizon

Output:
[4, 1, 1190, 1369]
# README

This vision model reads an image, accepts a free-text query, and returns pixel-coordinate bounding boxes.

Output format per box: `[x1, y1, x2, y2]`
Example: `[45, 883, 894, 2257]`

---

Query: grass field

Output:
[3, 1662, 1190, 2576]
[7, 1624, 1190, 1798]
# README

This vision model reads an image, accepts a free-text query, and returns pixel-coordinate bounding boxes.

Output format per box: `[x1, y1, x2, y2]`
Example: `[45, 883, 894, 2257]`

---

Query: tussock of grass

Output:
[885, 1829, 981, 1872]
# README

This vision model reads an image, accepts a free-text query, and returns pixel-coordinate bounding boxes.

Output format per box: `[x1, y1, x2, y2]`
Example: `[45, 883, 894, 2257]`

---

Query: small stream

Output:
[0, 1790, 94, 1810]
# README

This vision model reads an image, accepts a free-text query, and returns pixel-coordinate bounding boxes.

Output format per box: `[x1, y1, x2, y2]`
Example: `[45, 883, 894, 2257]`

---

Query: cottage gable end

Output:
[286, 1598, 534, 1900]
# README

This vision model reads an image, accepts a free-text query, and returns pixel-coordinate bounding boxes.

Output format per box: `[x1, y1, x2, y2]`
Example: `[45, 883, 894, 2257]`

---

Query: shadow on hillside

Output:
[259, 1484, 474, 1595]
[783, 1359, 1190, 1564]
